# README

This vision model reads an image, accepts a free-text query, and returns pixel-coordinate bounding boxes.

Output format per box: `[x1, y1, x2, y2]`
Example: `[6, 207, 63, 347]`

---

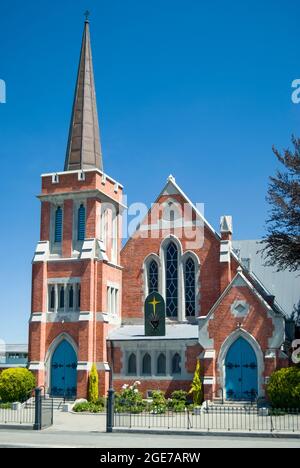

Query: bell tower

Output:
[28, 17, 123, 398]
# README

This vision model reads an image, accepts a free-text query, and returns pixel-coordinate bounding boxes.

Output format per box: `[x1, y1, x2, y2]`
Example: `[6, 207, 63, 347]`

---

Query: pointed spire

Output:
[64, 16, 103, 172]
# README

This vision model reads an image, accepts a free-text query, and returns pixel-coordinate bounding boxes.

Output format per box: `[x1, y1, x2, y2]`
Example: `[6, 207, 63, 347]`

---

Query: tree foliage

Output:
[0, 368, 35, 403]
[188, 359, 203, 405]
[267, 367, 300, 408]
[88, 363, 99, 404]
[261, 136, 300, 271]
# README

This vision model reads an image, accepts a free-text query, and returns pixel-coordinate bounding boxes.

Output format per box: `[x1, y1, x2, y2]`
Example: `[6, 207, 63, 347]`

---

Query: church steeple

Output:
[64, 16, 103, 172]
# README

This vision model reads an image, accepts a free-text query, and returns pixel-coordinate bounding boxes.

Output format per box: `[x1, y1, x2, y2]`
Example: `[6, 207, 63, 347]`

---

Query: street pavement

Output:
[0, 412, 299, 448]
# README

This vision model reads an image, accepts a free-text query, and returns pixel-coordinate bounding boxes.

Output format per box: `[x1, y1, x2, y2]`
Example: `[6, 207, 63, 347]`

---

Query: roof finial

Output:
[84, 10, 90, 22]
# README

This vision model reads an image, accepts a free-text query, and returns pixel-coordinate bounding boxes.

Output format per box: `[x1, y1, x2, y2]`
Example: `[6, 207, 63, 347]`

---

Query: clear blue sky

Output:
[1, 0, 300, 342]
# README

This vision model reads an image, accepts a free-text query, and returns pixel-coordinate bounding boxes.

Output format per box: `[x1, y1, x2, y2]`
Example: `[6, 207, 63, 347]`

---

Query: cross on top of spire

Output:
[84, 10, 90, 22]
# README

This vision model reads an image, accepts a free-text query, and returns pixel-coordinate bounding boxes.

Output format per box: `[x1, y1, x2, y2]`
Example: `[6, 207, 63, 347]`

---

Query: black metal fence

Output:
[113, 406, 300, 434]
[0, 388, 53, 430]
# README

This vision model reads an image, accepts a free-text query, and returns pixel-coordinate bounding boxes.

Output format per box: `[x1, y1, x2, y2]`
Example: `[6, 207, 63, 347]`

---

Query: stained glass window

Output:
[148, 260, 158, 293]
[166, 242, 178, 317]
[185, 257, 196, 317]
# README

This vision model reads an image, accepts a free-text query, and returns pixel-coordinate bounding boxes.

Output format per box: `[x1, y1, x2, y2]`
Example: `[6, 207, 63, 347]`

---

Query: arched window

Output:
[165, 242, 178, 317]
[185, 257, 196, 317]
[142, 353, 151, 375]
[59, 286, 65, 309]
[77, 204, 86, 241]
[157, 353, 166, 375]
[172, 353, 181, 375]
[148, 260, 158, 294]
[50, 286, 55, 310]
[128, 353, 137, 375]
[77, 285, 81, 309]
[54, 207, 63, 243]
[68, 286, 74, 309]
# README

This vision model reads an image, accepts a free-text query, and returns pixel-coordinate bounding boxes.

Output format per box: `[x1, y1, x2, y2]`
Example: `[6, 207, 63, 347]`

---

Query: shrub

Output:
[149, 390, 167, 414]
[0, 403, 11, 409]
[114, 381, 145, 413]
[88, 364, 99, 404]
[73, 400, 104, 413]
[188, 360, 203, 406]
[0, 368, 35, 403]
[168, 390, 188, 412]
[267, 367, 300, 409]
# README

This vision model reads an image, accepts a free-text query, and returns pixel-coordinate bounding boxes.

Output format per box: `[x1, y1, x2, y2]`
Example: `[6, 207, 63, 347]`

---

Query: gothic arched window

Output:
[148, 260, 158, 294]
[172, 353, 181, 375]
[142, 353, 151, 375]
[59, 286, 65, 309]
[68, 286, 74, 309]
[77, 204, 86, 241]
[185, 257, 196, 317]
[54, 206, 63, 243]
[165, 242, 178, 317]
[157, 353, 166, 375]
[128, 353, 137, 375]
[50, 286, 55, 310]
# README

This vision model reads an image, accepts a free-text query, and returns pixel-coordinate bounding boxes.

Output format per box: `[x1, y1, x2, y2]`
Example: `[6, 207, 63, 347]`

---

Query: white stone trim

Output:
[203, 377, 215, 385]
[96, 362, 110, 371]
[96, 312, 109, 323]
[217, 328, 265, 399]
[47, 277, 81, 284]
[28, 361, 45, 371]
[33, 241, 50, 262]
[30, 313, 46, 323]
[41, 168, 124, 189]
[77, 362, 93, 371]
[265, 350, 276, 359]
[201, 350, 215, 359]
[79, 311, 94, 321]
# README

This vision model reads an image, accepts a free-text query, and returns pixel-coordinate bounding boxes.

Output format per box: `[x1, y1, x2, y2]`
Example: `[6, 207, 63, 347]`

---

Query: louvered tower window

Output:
[54, 207, 63, 243]
[148, 260, 158, 294]
[77, 204, 86, 241]
[165, 242, 178, 317]
[185, 258, 196, 317]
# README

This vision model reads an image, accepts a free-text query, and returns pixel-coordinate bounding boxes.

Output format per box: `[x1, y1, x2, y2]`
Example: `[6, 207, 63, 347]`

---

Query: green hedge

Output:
[267, 367, 300, 409]
[0, 368, 35, 403]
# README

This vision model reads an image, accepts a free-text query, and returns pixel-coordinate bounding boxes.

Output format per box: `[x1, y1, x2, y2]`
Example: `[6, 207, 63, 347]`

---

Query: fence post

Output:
[34, 387, 42, 431]
[106, 386, 115, 433]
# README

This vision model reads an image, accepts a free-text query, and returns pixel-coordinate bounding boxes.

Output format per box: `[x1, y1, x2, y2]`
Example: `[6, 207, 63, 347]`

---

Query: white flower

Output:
[122, 384, 128, 390]
[134, 381, 141, 386]
[134, 388, 139, 394]
[129, 386, 133, 390]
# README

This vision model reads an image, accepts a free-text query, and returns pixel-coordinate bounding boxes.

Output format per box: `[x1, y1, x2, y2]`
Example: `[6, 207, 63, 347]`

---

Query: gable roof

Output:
[202, 269, 285, 322]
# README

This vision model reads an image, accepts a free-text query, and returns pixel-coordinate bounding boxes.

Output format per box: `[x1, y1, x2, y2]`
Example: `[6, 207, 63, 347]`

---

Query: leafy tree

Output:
[261, 136, 300, 271]
[291, 300, 300, 326]
[88, 364, 98, 404]
[188, 359, 203, 405]
[267, 367, 300, 408]
[0, 368, 35, 403]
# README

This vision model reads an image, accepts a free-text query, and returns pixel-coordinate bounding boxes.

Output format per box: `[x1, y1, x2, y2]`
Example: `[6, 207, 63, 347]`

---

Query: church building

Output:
[28, 19, 289, 402]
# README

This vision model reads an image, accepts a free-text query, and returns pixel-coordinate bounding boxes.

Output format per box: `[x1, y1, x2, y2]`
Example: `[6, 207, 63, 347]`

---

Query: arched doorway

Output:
[50, 340, 77, 398]
[225, 337, 258, 401]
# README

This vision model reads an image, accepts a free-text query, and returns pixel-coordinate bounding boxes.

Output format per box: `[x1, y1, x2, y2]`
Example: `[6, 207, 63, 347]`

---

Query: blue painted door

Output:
[225, 337, 258, 401]
[50, 340, 77, 398]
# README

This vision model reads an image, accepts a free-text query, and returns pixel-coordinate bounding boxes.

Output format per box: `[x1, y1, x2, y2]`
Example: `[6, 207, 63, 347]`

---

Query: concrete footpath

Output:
[0, 412, 299, 448]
